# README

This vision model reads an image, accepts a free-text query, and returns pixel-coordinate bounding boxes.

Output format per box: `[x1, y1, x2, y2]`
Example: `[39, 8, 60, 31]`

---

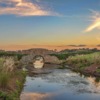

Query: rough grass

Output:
[0, 52, 27, 60]
[50, 49, 99, 60]
[0, 58, 5, 71]
[0, 57, 27, 100]
[0, 70, 27, 100]
[0, 72, 10, 90]
[66, 52, 100, 70]
[50, 54, 69, 60]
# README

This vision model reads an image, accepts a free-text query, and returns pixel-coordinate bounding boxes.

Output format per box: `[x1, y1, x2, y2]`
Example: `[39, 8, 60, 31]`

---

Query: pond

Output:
[20, 68, 100, 100]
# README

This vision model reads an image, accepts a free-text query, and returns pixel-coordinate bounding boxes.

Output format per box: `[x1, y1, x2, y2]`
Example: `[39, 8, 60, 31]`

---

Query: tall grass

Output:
[3, 57, 15, 72]
[0, 57, 16, 90]
[0, 58, 5, 71]
[67, 52, 100, 68]
[0, 72, 10, 90]
[0, 57, 14, 90]
[0, 57, 27, 99]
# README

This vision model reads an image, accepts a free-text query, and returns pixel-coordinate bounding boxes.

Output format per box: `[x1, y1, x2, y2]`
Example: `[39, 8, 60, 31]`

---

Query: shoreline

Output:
[65, 64, 100, 78]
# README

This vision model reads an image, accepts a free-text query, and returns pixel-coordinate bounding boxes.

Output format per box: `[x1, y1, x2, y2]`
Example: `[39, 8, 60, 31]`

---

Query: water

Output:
[20, 69, 100, 100]
[33, 56, 44, 69]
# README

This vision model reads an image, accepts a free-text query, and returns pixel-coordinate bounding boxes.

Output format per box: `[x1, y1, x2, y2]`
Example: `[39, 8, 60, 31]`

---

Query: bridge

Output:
[20, 48, 62, 66]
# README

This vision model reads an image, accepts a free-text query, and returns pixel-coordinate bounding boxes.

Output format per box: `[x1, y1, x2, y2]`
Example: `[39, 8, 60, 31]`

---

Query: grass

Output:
[50, 53, 69, 60]
[50, 49, 99, 60]
[0, 58, 5, 71]
[0, 51, 27, 60]
[66, 52, 100, 72]
[96, 67, 100, 73]
[0, 57, 27, 100]
[0, 70, 27, 100]
[67, 52, 100, 65]
[0, 72, 10, 90]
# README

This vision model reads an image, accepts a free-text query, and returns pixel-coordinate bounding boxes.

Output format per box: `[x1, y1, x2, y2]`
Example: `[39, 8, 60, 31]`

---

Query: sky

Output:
[0, 0, 100, 50]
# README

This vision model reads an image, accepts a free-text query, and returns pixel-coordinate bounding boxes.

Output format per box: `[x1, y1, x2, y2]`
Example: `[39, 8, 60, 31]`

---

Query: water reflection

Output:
[21, 69, 100, 100]
[21, 88, 68, 100]
[20, 93, 51, 100]
[33, 56, 44, 69]
[86, 77, 100, 93]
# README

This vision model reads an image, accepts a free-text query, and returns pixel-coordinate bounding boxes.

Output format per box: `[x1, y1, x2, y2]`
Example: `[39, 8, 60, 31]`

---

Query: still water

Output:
[33, 56, 44, 69]
[20, 69, 100, 100]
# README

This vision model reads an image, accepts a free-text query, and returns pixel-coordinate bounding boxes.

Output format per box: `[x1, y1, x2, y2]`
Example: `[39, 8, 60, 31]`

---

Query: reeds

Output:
[0, 56, 27, 99]
[0, 57, 15, 90]
[0, 72, 10, 90]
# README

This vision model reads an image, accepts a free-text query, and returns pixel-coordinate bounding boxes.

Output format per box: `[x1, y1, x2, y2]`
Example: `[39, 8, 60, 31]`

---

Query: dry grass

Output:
[0, 57, 27, 99]
[66, 52, 100, 68]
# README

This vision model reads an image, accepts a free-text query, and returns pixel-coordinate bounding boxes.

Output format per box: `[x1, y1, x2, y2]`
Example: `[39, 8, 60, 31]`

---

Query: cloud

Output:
[84, 10, 100, 32]
[0, 0, 58, 16]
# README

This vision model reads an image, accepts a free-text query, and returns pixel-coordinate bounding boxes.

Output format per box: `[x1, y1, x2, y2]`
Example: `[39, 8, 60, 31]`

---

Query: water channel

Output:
[20, 68, 100, 100]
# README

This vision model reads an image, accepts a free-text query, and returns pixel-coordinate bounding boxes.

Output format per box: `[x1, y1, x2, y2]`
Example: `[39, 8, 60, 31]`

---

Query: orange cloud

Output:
[0, 0, 58, 16]
[84, 10, 100, 32]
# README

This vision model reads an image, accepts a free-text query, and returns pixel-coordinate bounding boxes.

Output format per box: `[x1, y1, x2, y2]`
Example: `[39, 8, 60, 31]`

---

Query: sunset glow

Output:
[0, 0, 100, 50]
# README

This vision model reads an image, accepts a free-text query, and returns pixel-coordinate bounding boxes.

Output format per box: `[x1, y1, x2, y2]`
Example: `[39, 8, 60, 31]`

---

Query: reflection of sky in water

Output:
[33, 56, 44, 69]
[21, 69, 100, 100]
